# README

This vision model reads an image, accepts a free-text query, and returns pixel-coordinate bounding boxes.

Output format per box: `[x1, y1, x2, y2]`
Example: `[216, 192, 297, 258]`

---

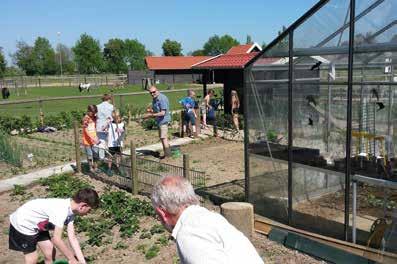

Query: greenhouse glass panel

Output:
[354, 0, 397, 47]
[293, 0, 350, 49]
[246, 35, 290, 224]
[348, 0, 397, 252]
[291, 1, 350, 238]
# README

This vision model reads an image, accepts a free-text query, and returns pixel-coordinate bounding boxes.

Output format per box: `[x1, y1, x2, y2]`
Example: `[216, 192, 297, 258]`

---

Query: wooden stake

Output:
[130, 141, 138, 195]
[74, 121, 81, 173]
[183, 154, 190, 180]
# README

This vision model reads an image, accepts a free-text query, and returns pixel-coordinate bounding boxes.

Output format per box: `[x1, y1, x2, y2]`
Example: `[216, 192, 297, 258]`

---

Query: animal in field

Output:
[1, 87, 10, 99]
[78, 83, 91, 92]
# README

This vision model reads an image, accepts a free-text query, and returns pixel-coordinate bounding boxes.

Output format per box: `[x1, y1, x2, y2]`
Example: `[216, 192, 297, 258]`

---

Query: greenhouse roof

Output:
[193, 52, 259, 69]
[145, 56, 212, 70]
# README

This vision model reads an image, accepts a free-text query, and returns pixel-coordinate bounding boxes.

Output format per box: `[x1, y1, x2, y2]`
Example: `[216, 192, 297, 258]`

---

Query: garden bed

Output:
[0, 173, 321, 264]
[0, 121, 178, 180]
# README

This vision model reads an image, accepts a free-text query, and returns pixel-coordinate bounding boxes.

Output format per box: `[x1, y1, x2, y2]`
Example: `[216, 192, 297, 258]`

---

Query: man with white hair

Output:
[151, 176, 264, 264]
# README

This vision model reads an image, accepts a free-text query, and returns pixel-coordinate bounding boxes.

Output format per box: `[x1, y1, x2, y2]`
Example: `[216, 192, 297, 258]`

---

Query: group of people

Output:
[9, 176, 263, 264]
[178, 88, 241, 138]
[82, 94, 125, 176]
[144, 86, 241, 157]
[82, 86, 240, 165]
[8, 86, 261, 264]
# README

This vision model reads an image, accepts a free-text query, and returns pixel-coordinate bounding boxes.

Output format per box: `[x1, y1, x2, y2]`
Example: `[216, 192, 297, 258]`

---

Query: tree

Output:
[72, 33, 104, 74]
[162, 39, 183, 56]
[261, 42, 267, 49]
[124, 39, 149, 70]
[12, 41, 35, 75]
[275, 26, 288, 50]
[103, 38, 127, 73]
[0, 47, 6, 78]
[246, 35, 253, 44]
[31, 37, 57, 75]
[190, 49, 205, 56]
[4, 66, 25, 77]
[202, 34, 240, 56]
[56, 44, 75, 74]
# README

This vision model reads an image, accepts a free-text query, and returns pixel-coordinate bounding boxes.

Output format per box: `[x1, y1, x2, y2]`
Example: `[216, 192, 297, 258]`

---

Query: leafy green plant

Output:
[11, 184, 26, 196]
[266, 129, 277, 142]
[140, 229, 152, 239]
[366, 193, 396, 210]
[156, 235, 169, 246]
[141, 118, 157, 130]
[0, 131, 23, 166]
[113, 241, 128, 250]
[145, 245, 160, 260]
[39, 173, 92, 198]
[150, 224, 165, 235]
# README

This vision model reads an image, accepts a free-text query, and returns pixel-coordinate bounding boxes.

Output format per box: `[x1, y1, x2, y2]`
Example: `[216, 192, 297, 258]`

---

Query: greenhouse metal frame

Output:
[244, 0, 397, 254]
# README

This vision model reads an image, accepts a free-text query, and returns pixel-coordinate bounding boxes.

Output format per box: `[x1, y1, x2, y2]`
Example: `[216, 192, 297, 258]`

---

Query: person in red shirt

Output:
[82, 105, 99, 173]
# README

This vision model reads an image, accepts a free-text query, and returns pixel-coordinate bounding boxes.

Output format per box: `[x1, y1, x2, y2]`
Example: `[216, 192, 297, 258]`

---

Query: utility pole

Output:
[57, 32, 63, 76]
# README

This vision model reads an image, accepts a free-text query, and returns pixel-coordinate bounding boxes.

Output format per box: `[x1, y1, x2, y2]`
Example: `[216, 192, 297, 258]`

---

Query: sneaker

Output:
[106, 169, 113, 177]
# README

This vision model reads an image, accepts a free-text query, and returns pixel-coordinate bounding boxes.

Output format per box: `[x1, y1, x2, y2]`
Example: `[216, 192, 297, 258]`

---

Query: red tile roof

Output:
[145, 56, 212, 70]
[226, 43, 261, 55]
[193, 52, 259, 69]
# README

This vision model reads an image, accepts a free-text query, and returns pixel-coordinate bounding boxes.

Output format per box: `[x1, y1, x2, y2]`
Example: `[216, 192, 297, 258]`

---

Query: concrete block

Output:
[221, 202, 254, 239]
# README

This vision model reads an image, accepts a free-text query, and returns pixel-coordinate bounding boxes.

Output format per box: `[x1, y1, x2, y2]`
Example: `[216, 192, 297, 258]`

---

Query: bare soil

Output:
[1, 121, 176, 180]
[0, 137, 324, 264]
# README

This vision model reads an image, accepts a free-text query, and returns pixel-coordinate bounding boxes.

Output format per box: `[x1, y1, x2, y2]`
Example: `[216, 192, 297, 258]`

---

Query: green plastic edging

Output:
[268, 227, 288, 244]
[284, 233, 375, 264]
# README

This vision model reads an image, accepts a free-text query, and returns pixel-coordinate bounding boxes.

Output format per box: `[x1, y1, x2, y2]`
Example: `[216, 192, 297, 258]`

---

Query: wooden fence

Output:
[0, 74, 127, 89]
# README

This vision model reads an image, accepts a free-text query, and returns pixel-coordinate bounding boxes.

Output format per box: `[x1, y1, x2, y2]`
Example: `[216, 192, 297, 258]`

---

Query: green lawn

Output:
[1, 83, 196, 100]
[0, 84, 220, 117]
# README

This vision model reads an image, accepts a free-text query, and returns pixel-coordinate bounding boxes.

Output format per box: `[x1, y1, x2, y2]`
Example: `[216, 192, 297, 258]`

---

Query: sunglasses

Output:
[149, 91, 156, 94]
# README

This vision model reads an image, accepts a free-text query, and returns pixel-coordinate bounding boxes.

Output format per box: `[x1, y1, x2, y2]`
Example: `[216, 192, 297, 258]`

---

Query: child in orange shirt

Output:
[82, 105, 99, 173]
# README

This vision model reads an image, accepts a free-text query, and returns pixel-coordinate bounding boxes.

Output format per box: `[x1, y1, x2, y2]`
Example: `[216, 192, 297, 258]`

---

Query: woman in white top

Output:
[106, 109, 125, 176]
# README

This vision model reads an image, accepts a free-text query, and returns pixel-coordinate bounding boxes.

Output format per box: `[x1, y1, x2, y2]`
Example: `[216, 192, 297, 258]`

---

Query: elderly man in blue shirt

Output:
[144, 86, 171, 158]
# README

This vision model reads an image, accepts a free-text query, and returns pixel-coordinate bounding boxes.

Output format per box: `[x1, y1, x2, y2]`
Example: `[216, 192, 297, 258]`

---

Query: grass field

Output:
[0, 83, 221, 117]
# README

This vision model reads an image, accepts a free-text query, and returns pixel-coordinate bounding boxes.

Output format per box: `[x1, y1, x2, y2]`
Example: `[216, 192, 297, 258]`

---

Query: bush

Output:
[0, 110, 86, 134]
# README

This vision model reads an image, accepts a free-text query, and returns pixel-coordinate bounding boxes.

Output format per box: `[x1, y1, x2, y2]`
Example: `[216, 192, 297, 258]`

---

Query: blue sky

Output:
[0, 0, 319, 64]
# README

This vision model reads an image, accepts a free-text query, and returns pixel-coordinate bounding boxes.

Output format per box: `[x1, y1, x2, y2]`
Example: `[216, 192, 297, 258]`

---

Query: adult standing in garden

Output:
[151, 176, 264, 264]
[179, 89, 198, 138]
[144, 86, 171, 158]
[230, 90, 240, 131]
[200, 89, 211, 129]
[206, 89, 219, 137]
[96, 94, 114, 160]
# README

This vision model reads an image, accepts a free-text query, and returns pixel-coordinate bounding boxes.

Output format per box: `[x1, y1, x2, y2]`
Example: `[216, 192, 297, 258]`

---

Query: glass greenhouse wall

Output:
[244, 0, 397, 255]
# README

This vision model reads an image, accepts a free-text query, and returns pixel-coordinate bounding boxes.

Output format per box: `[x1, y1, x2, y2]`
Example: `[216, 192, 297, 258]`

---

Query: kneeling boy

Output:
[9, 188, 99, 264]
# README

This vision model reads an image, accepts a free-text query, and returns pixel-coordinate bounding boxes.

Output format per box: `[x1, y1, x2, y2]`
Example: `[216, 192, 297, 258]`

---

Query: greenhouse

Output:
[244, 0, 397, 255]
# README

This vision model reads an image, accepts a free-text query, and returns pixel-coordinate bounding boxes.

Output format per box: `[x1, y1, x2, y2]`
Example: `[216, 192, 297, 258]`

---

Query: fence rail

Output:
[77, 136, 206, 194]
[1, 74, 127, 89]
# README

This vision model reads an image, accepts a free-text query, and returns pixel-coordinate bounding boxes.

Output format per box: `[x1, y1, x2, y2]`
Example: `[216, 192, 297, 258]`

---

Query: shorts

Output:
[9, 224, 51, 254]
[158, 124, 168, 139]
[199, 105, 207, 116]
[97, 131, 108, 141]
[109, 147, 121, 155]
[232, 108, 239, 114]
[84, 145, 99, 161]
[183, 112, 196, 126]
